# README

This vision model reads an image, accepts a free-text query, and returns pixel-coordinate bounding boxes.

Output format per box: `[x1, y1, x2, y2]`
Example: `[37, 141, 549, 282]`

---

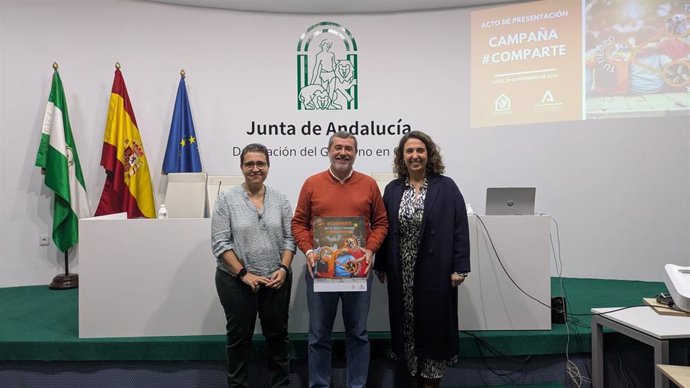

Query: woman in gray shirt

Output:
[212, 143, 295, 388]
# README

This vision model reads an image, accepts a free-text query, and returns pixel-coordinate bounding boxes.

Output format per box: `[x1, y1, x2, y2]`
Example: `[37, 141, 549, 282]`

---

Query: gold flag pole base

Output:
[49, 273, 79, 289]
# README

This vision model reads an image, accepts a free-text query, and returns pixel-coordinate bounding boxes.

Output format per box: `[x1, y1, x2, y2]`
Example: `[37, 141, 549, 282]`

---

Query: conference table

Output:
[592, 306, 690, 388]
[78, 214, 552, 338]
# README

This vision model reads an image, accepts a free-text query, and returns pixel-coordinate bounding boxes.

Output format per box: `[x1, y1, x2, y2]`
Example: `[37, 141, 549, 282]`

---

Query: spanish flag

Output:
[94, 68, 155, 218]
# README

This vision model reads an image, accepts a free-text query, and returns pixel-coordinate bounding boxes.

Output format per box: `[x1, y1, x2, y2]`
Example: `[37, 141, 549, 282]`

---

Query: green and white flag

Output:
[35, 70, 90, 252]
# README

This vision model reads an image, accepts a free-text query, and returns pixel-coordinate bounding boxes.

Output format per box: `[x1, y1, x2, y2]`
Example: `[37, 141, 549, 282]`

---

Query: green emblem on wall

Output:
[297, 21, 358, 110]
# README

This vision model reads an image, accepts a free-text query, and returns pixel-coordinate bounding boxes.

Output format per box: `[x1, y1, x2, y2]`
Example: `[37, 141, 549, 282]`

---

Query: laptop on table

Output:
[485, 187, 536, 215]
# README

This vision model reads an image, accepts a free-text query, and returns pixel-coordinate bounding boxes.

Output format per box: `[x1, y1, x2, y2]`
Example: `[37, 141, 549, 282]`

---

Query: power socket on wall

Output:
[39, 235, 50, 246]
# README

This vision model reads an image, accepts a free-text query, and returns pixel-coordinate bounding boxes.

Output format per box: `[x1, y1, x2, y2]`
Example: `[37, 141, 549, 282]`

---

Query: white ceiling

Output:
[141, 0, 527, 14]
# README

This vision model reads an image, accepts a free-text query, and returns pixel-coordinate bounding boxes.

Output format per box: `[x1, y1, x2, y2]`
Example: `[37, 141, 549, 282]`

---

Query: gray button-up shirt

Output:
[211, 185, 295, 276]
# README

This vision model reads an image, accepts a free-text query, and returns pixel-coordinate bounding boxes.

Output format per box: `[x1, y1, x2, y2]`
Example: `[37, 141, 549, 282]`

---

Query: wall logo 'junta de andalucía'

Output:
[297, 22, 358, 110]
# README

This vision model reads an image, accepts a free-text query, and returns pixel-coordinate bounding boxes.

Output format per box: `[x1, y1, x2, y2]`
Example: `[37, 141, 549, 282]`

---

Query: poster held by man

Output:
[312, 216, 369, 292]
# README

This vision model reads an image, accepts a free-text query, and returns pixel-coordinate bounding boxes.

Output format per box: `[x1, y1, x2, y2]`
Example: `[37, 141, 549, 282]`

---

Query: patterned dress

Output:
[398, 177, 456, 379]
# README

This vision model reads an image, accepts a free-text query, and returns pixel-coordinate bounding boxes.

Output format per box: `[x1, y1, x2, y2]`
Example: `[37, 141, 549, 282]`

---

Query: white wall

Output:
[1, 0, 688, 287]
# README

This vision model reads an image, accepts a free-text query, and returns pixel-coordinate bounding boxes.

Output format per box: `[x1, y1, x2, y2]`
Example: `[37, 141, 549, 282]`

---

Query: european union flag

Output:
[162, 75, 202, 174]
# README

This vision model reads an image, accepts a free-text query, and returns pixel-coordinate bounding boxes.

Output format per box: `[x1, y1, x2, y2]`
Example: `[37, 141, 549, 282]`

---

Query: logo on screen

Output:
[495, 94, 512, 113]
[541, 90, 555, 104]
[297, 22, 358, 110]
[534, 90, 563, 112]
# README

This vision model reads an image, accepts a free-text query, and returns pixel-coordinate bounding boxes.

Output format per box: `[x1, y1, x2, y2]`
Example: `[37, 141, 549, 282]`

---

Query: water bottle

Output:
[158, 204, 168, 219]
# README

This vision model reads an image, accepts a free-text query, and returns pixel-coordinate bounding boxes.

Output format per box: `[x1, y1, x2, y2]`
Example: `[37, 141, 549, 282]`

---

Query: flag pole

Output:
[49, 250, 79, 290]
[44, 61, 78, 290]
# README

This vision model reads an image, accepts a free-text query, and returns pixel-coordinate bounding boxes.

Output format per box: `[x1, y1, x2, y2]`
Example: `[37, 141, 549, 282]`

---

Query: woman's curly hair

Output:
[393, 130, 445, 178]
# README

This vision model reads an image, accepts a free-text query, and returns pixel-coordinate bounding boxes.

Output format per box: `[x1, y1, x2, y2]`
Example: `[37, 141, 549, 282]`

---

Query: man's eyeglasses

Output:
[243, 161, 268, 169]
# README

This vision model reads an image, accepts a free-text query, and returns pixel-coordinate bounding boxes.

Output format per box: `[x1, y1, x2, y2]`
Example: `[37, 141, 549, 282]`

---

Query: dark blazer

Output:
[375, 174, 470, 360]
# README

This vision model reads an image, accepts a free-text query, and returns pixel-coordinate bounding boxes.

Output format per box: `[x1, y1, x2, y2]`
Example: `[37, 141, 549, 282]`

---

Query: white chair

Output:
[164, 172, 208, 218]
[371, 172, 396, 195]
[207, 175, 245, 216]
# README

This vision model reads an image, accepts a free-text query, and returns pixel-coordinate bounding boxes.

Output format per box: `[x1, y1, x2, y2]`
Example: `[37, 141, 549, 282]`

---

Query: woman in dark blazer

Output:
[375, 131, 470, 388]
